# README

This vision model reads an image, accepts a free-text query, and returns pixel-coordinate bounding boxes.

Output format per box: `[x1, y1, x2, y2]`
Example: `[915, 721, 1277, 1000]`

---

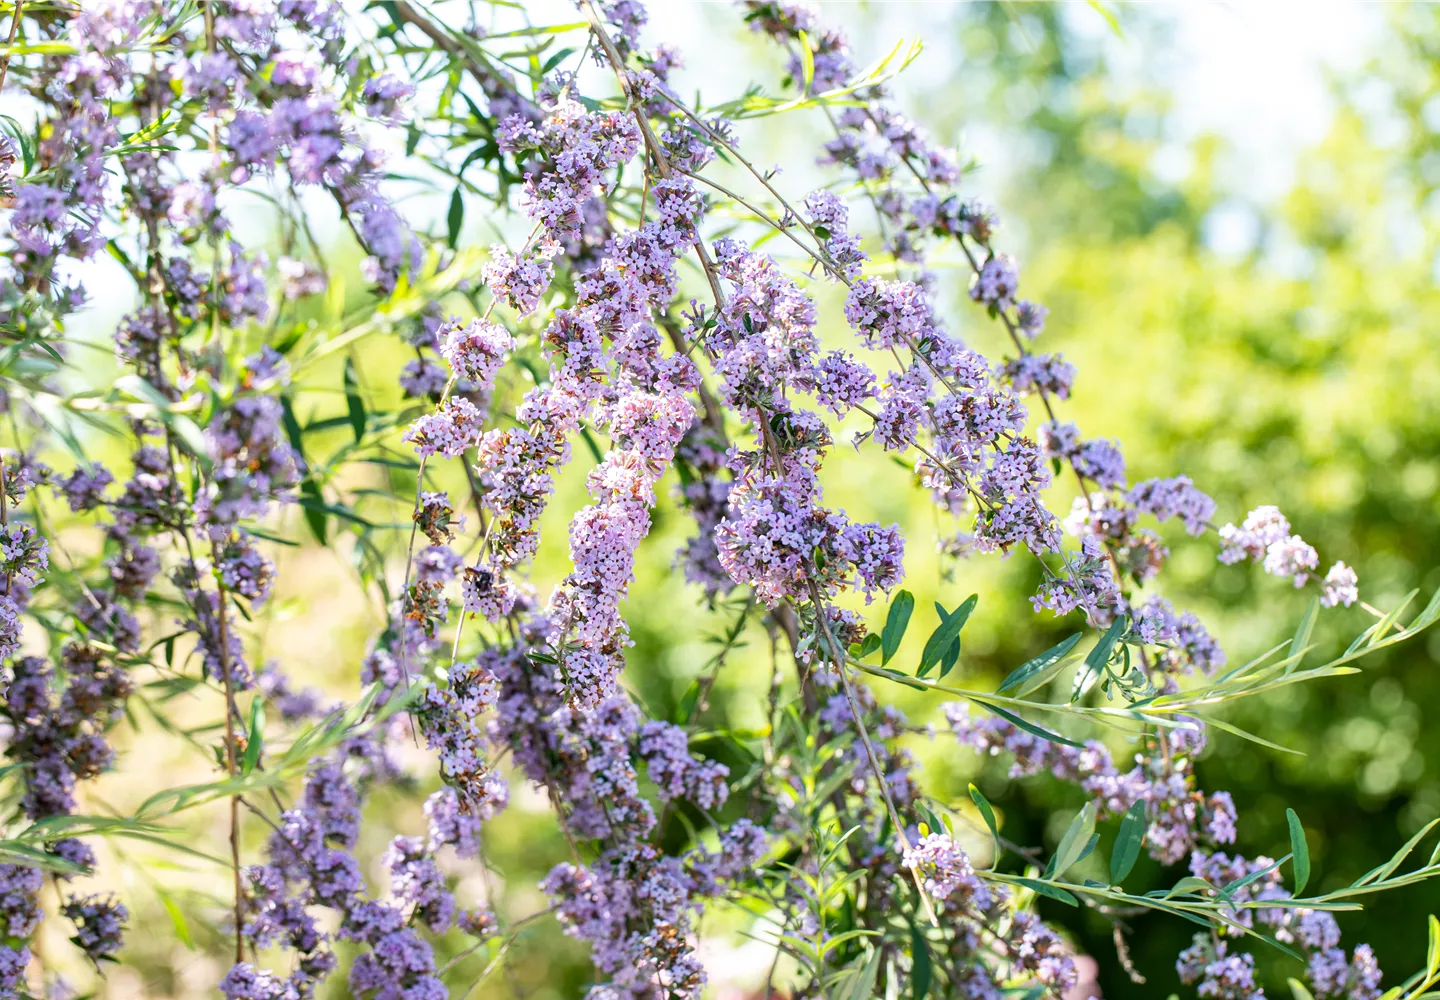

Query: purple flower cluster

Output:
[484, 243, 556, 316]
[416, 658, 508, 815]
[2, 650, 131, 822]
[1177, 940, 1265, 1000]
[0, 864, 42, 995]
[901, 833, 987, 905]
[0, 645, 133, 982]
[197, 385, 299, 540]
[439, 317, 514, 388]
[948, 705, 1235, 864]
[672, 421, 736, 599]
[481, 625, 753, 997]
[499, 100, 642, 239]
[702, 239, 904, 607]
[1219, 506, 1357, 603]
[404, 397, 487, 459]
[229, 756, 485, 1000]
[62, 894, 129, 964]
[637, 721, 730, 809]
[804, 189, 868, 280]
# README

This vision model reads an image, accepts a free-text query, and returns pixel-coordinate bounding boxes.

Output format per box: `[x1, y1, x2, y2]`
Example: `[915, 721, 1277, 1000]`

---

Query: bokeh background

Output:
[36, 3, 1440, 998]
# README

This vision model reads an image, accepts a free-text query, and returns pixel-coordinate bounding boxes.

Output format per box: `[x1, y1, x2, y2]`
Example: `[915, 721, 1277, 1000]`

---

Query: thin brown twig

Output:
[212, 556, 245, 965]
[200, 1, 245, 966]
[0, 0, 22, 95]
[1113, 922, 1146, 984]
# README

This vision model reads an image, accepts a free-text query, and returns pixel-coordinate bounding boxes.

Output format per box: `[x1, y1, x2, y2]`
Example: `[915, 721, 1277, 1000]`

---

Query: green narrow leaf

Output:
[279, 394, 308, 461]
[918, 595, 976, 676]
[446, 186, 464, 248]
[1223, 855, 1288, 896]
[1205, 715, 1304, 756]
[1287, 808, 1311, 895]
[1367, 590, 1419, 647]
[1288, 978, 1317, 1000]
[539, 46, 576, 75]
[854, 632, 882, 659]
[919, 804, 945, 839]
[969, 784, 1000, 860]
[1073, 615, 1127, 702]
[909, 925, 932, 1000]
[241, 697, 265, 775]
[1409, 586, 1440, 631]
[1051, 802, 1097, 879]
[1163, 876, 1216, 899]
[579, 425, 605, 464]
[973, 700, 1084, 748]
[169, 414, 210, 463]
[846, 947, 882, 1000]
[343, 357, 366, 444]
[1013, 877, 1078, 906]
[157, 888, 196, 950]
[672, 679, 702, 725]
[298, 479, 328, 545]
[797, 29, 816, 91]
[1110, 799, 1148, 884]
[881, 590, 914, 665]
[938, 636, 961, 679]
[998, 633, 1083, 695]
[1287, 597, 1320, 675]
[1351, 818, 1440, 887]
[1427, 913, 1439, 981]
[1086, 0, 1124, 37]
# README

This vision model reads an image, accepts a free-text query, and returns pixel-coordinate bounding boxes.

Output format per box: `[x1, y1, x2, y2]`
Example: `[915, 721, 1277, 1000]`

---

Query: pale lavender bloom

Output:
[61, 894, 127, 963]
[1072, 438, 1127, 489]
[1218, 506, 1291, 564]
[218, 532, 276, 604]
[361, 73, 414, 123]
[1127, 475, 1217, 536]
[1264, 534, 1319, 587]
[1308, 944, 1382, 1000]
[843, 276, 935, 350]
[1320, 561, 1359, 608]
[400, 359, 448, 399]
[1038, 420, 1081, 460]
[404, 398, 486, 458]
[60, 465, 113, 512]
[424, 788, 481, 859]
[440, 318, 513, 388]
[271, 49, 324, 93]
[220, 963, 293, 1000]
[277, 257, 327, 299]
[1015, 299, 1048, 339]
[970, 254, 1019, 310]
[1199, 952, 1264, 999]
[901, 833, 984, 904]
[1009, 911, 1077, 993]
[1002, 352, 1075, 400]
[810, 350, 876, 416]
[484, 244, 555, 315]
[873, 367, 929, 451]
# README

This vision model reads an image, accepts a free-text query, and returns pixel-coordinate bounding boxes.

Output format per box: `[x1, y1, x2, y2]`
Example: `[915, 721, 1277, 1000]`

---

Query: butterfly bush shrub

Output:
[0, 2, 1436, 999]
